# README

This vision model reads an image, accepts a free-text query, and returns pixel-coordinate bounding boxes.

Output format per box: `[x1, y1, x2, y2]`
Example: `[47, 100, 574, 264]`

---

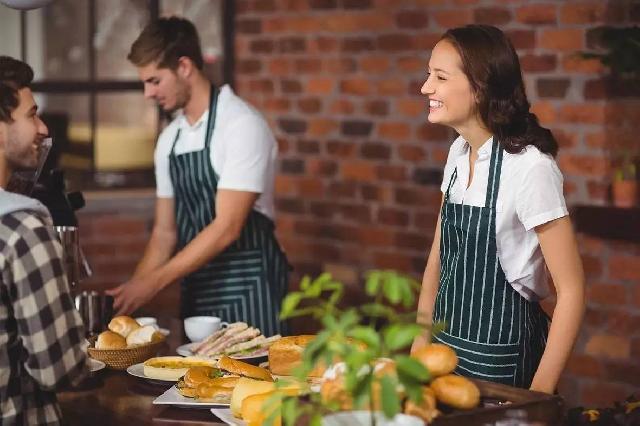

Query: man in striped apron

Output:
[432, 140, 549, 388]
[108, 17, 288, 337]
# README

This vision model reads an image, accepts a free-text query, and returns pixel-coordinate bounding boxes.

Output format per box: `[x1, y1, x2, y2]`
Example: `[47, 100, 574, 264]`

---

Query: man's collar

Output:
[177, 108, 209, 131]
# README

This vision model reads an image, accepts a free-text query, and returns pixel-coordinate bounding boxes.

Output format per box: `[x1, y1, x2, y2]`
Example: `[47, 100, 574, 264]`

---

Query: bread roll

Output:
[241, 391, 280, 426]
[108, 316, 141, 338]
[218, 355, 273, 382]
[268, 335, 327, 377]
[143, 356, 216, 381]
[196, 382, 234, 402]
[404, 386, 440, 423]
[126, 325, 164, 346]
[231, 377, 302, 418]
[430, 374, 480, 409]
[412, 343, 458, 377]
[95, 330, 127, 349]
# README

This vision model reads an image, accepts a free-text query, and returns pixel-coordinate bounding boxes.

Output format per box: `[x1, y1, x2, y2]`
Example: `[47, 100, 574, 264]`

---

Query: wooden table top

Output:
[58, 318, 227, 426]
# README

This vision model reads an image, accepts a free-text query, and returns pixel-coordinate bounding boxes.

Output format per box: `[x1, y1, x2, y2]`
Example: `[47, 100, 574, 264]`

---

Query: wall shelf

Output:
[572, 204, 640, 243]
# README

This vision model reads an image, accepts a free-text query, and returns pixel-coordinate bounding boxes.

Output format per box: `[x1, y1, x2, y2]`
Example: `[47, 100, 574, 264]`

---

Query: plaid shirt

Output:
[0, 209, 88, 426]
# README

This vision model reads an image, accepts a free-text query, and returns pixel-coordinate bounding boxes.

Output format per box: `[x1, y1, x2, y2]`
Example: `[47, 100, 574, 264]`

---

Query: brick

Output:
[550, 127, 577, 149]
[586, 180, 608, 202]
[308, 119, 338, 137]
[505, 30, 536, 50]
[558, 154, 609, 177]
[560, 3, 605, 24]
[326, 14, 392, 32]
[417, 123, 451, 141]
[377, 165, 407, 182]
[537, 78, 570, 98]
[396, 231, 430, 251]
[280, 158, 305, 174]
[378, 79, 406, 96]
[588, 283, 626, 306]
[237, 19, 262, 34]
[325, 58, 357, 73]
[433, 9, 472, 28]
[633, 337, 640, 358]
[343, 0, 372, 9]
[360, 56, 390, 73]
[341, 37, 375, 53]
[360, 142, 391, 160]
[268, 58, 291, 76]
[278, 37, 306, 53]
[415, 33, 441, 50]
[415, 212, 438, 230]
[398, 145, 427, 163]
[377, 34, 416, 52]
[276, 197, 306, 214]
[307, 159, 338, 176]
[580, 381, 635, 408]
[330, 99, 355, 115]
[360, 183, 388, 202]
[327, 140, 357, 157]
[309, 201, 334, 218]
[473, 7, 512, 25]
[237, 59, 261, 74]
[263, 98, 291, 113]
[413, 168, 443, 186]
[297, 177, 325, 197]
[397, 56, 425, 72]
[584, 335, 630, 360]
[365, 100, 389, 116]
[378, 208, 410, 227]
[295, 58, 322, 73]
[310, 0, 337, 9]
[250, 39, 275, 54]
[530, 101, 556, 125]
[580, 253, 602, 276]
[605, 361, 640, 387]
[340, 79, 370, 95]
[564, 354, 603, 379]
[341, 120, 373, 136]
[540, 29, 584, 51]
[398, 99, 426, 118]
[307, 78, 334, 95]
[515, 4, 557, 25]
[297, 98, 322, 114]
[609, 255, 640, 281]
[561, 54, 604, 74]
[559, 104, 606, 124]
[396, 10, 429, 29]
[373, 251, 415, 271]
[323, 263, 358, 286]
[520, 54, 557, 72]
[247, 79, 274, 93]
[278, 118, 307, 134]
[296, 139, 320, 154]
[356, 226, 395, 247]
[280, 0, 310, 11]
[395, 187, 440, 206]
[309, 36, 339, 53]
[252, 0, 276, 12]
[281, 79, 302, 94]
[379, 122, 411, 141]
[338, 203, 372, 223]
[275, 175, 296, 195]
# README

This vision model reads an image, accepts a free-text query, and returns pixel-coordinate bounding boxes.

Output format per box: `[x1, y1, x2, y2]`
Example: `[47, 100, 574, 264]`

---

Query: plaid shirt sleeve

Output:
[3, 211, 88, 389]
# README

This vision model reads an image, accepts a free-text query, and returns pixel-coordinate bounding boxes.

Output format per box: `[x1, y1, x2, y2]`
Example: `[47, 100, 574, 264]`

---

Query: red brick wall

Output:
[76, 0, 639, 409]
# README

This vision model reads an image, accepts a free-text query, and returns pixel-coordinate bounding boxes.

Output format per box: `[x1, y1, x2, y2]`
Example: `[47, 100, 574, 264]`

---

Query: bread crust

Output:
[411, 343, 458, 377]
[430, 374, 480, 410]
[218, 355, 273, 382]
[95, 330, 127, 349]
[108, 316, 141, 338]
[267, 335, 327, 377]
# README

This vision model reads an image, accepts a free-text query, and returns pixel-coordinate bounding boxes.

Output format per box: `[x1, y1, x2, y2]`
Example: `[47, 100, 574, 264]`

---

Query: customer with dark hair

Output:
[412, 25, 585, 393]
[107, 17, 289, 337]
[0, 56, 88, 425]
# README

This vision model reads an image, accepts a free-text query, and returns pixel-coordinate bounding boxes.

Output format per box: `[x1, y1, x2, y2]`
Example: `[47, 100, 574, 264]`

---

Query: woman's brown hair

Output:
[128, 16, 204, 70]
[441, 25, 558, 157]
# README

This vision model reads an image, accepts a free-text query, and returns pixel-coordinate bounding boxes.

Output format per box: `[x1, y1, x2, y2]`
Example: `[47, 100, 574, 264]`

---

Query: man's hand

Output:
[106, 273, 163, 316]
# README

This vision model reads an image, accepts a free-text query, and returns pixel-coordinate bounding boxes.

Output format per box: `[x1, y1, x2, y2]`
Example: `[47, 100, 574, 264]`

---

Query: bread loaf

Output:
[95, 330, 127, 349]
[430, 374, 480, 409]
[411, 343, 458, 377]
[126, 325, 164, 346]
[268, 335, 326, 377]
[108, 316, 141, 338]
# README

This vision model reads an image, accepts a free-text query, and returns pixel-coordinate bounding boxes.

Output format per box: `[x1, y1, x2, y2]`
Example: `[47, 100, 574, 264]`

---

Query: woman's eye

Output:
[437, 75, 446, 81]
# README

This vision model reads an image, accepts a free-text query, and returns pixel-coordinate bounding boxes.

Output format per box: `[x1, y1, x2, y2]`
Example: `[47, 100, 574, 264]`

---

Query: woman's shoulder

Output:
[504, 144, 559, 175]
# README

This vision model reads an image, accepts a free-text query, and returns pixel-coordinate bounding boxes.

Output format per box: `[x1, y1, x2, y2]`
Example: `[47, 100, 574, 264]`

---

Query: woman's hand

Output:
[106, 272, 164, 316]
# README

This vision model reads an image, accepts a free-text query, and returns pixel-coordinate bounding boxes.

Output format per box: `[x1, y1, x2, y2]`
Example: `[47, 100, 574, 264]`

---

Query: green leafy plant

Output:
[581, 26, 640, 77]
[613, 152, 637, 182]
[272, 270, 443, 426]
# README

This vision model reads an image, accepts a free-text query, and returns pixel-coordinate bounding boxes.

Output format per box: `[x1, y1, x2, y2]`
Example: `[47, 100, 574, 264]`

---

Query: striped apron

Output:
[168, 86, 289, 337]
[432, 140, 549, 388]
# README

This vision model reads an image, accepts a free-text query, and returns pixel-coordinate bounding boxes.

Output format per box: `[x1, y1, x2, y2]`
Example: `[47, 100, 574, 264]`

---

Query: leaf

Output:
[310, 413, 322, 426]
[365, 270, 382, 297]
[361, 303, 395, 319]
[299, 275, 311, 291]
[348, 326, 381, 350]
[280, 293, 302, 319]
[383, 324, 423, 351]
[403, 380, 425, 404]
[281, 397, 297, 426]
[395, 355, 430, 383]
[382, 271, 402, 304]
[380, 375, 401, 418]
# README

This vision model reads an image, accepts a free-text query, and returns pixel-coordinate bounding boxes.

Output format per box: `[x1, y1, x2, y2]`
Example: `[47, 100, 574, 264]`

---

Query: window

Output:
[1, 0, 234, 190]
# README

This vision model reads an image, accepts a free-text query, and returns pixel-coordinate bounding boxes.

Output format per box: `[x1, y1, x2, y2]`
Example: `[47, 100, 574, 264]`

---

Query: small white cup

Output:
[135, 317, 158, 328]
[184, 316, 228, 342]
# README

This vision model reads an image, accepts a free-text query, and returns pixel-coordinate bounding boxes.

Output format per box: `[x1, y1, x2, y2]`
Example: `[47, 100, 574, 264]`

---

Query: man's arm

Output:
[110, 189, 258, 315]
[4, 212, 88, 389]
[130, 197, 177, 279]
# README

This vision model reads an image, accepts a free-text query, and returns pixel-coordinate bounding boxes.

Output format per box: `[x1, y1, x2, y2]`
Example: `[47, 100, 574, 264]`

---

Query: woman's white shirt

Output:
[441, 136, 568, 301]
[154, 84, 277, 220]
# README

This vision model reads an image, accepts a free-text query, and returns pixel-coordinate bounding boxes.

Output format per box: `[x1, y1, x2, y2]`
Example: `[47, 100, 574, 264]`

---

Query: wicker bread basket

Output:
[87, 336, 167, 370]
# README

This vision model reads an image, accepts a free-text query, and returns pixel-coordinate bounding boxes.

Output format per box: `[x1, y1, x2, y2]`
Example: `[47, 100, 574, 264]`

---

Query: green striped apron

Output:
[432, 140, 549, 388]
[168, 86, 289, 337]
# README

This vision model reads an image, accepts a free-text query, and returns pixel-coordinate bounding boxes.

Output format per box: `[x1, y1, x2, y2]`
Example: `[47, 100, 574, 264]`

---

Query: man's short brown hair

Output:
[0, 56, 34, 123]
[128, 16, 204, 71]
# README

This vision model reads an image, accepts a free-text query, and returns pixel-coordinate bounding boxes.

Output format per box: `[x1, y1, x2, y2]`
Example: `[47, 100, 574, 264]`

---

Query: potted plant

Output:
[273, 270, 441, 426]
[611, 154, 638, 208]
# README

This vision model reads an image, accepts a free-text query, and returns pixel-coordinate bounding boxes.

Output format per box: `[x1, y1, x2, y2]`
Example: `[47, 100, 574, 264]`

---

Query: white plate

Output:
[87, 358, 106, 373]
[126, 362, 176, 384]
[176, 342, 268, 360]
[153, 385, 230, 409]
[211, 408, 246, 426]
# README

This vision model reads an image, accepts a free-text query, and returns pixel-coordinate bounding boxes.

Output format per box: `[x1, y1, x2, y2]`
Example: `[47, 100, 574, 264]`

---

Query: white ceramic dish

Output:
[126, 362, 176, 384]
[87, 358, 106, 373]
[176, 342, 268, 360]
[211, 408, 246, 426]
[153, 385, 230, 409]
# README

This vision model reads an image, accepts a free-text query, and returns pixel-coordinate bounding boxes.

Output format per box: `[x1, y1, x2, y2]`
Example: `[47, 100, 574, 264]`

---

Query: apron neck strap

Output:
[485, 139, 503, 209]
[204, 84, 219, 150]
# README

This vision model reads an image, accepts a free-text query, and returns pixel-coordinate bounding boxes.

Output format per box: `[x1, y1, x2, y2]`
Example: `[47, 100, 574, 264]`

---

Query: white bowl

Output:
[322, 411, 423, 426]
[183, 316, 225, 342]
[135, 317, 158, 327]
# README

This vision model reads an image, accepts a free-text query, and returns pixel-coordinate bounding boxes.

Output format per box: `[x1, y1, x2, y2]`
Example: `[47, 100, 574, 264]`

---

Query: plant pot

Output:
[322, 411, 424, 426]
[612, 180, 638, 208]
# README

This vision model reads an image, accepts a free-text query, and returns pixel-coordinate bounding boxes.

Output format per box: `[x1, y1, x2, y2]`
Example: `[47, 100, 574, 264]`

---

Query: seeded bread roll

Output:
[95, 330, 127, 349]
[268, 335, 327, 377]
